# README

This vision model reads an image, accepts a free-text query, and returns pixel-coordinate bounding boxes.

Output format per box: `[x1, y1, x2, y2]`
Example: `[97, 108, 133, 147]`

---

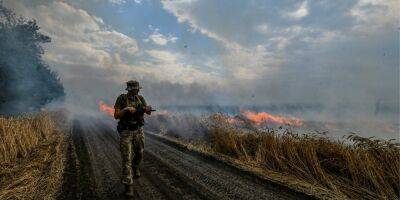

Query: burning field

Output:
[97, 101, 400, 199]
[239, 110, 303, 127]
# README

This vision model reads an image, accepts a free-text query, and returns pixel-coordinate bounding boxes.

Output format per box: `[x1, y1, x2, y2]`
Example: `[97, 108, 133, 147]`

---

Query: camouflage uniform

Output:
[119, 128, 144, 185]
[114, 82, 148, 186]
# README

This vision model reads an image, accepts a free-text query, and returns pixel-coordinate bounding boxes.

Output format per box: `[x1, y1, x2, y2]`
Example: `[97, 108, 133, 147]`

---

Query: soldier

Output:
[114, 80, 153, 197]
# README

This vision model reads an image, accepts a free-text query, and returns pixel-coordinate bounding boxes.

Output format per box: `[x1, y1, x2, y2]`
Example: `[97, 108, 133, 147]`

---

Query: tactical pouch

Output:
[118, 121, 141, 132]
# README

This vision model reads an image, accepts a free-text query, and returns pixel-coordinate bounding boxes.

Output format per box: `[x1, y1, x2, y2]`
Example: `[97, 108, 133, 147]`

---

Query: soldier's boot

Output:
[124, 184, 134, 198]
[133, 167, 141, 178]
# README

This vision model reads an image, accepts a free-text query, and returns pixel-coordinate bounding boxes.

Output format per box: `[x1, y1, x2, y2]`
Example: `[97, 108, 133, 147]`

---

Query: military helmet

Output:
[126, 80, 142, 91]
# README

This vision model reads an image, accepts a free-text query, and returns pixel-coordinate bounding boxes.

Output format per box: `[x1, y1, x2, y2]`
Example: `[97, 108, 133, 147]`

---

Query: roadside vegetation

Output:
[0, 112, 67, 200]
[148, 113, 400, 200]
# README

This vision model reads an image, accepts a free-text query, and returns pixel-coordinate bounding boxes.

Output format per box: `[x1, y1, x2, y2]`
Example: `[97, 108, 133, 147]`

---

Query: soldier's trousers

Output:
[120, 128, 144, 185]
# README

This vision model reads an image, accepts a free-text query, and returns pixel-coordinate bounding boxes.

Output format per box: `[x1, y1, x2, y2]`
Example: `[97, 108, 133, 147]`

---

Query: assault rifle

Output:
[117, 106, 156, 132]
[135, 106, 156, 114]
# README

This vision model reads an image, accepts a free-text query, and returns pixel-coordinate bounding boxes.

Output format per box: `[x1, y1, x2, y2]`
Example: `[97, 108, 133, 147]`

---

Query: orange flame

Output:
[99, 101, 114, 116]
[241, 110, 303, 126]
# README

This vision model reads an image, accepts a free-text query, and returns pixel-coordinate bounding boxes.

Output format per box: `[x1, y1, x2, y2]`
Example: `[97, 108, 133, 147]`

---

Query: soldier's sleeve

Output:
[139, 95, 147, 106]
[114, 94, 125, 110]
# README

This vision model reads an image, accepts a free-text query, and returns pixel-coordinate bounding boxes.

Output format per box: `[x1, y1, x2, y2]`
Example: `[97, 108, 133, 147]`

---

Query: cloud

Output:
[109, 0, 125, 4]
[145, 28, 178, 46]
[256, 23, 269, 34]
[144, 49, 220, 84]
[108, 0, 143, 5]
[350, 0, 398, 32]
[161, 0, 283, 81]
[146, 50, 180, 63]
[9, 1, 139, 70]
[286, 1, 309, 20]
[161, 0, 398, 112]
[161, 0, 233, 46]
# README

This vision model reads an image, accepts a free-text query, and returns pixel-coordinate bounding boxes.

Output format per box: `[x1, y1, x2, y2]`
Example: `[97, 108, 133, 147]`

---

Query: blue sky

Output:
[78, 0, 224, 68]
[3, 0, 399, 120]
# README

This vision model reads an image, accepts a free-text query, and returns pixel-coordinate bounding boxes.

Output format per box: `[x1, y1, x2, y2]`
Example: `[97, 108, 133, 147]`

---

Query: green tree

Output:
[0, 3, 64, 115]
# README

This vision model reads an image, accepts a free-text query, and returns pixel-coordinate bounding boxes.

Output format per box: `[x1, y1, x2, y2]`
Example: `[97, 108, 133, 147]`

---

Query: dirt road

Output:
[59, 118, 315, 200]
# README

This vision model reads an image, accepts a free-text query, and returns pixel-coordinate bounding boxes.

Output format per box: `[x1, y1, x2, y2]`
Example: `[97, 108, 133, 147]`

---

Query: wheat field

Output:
[206, 113, 400, 199]
[149, 113, 400, 199]
[0, 112, 67, 200]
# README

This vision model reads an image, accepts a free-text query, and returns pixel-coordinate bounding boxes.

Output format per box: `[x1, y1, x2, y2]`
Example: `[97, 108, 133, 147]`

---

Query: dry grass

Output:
[0, 112, 68, 200]
[147, 113, 400, 199]
[149, 113, 400, 199]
